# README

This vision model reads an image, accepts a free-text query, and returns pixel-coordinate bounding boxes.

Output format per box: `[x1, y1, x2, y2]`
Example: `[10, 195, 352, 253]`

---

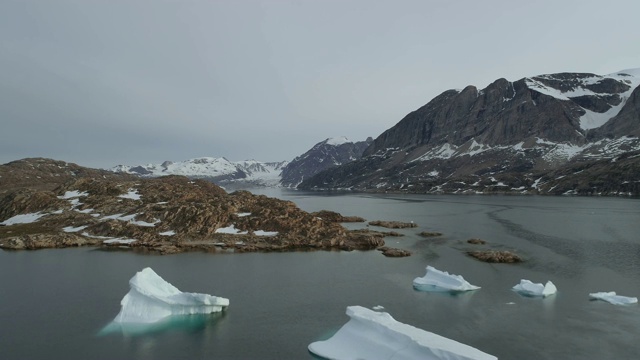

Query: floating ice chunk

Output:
[589, 292, 638, 305]
[113, 268, 229, 324]
[308, 306, 496, 360]
[413, 266, 480, 292]
[372, 305, 385, 310]
[0, 212, 46, 225]
[512, 279, 557, 297]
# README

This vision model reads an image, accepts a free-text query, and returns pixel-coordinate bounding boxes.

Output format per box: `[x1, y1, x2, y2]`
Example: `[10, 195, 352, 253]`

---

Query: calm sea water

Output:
[1, 191, 639, 359]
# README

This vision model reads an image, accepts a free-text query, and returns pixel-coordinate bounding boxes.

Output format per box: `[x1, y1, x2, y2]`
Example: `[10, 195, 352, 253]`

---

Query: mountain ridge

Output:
[299, 68, 640, 196]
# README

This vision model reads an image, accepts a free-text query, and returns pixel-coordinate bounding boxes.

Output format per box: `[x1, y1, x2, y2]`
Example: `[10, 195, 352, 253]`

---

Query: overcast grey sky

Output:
[1, 0, 639, 168]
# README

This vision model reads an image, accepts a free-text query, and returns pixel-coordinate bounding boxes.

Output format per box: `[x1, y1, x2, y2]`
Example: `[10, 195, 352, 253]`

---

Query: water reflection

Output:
[98, 312, 226, 337]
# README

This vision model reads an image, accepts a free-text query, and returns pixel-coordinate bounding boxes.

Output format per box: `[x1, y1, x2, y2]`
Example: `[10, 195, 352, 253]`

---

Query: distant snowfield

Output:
[111, 157, 289, 187]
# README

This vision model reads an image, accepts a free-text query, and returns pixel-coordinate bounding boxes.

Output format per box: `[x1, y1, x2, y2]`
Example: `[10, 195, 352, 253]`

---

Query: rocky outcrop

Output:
[377, 247, 411, 257]
[418, 231, 442, 237]
[310, 210, 365, 223]
[368, 220, 417, 229]
[467, 250, 522, 263]
[0, 158, 394, 254]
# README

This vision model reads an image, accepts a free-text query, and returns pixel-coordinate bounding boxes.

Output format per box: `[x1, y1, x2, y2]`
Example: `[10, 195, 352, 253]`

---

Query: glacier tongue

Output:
[308, 306, 496, 360]
[113, 268, 229, 324]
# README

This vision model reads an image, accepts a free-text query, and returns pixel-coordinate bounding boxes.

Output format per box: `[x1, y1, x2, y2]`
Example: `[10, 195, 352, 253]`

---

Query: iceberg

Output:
[308, 306, 496, 360]
[113, 268, 229, 324]
[512, 279, 557, 297]
[589, 292, 638, 305]
[413, 266, 480, 292]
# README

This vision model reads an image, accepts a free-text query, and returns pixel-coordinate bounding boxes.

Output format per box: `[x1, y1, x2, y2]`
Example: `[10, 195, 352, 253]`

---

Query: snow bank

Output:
[308, 306, 496, 360]
[119, 189, 142, 200]
[113, 268, 229, 324]
[512, 280, 557, 297]
[589, 292, 637, 305]
[413, 266, 480, 292]
[0, 212, 46, 225]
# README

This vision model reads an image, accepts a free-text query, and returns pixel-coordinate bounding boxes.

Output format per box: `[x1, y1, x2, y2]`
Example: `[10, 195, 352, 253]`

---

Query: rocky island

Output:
[0, 158, 388, 255]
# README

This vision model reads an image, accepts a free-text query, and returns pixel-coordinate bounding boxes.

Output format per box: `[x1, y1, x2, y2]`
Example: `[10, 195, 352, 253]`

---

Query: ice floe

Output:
[589, 292, 638, 305]
[113, 267, 229, 324]
[512, 279, 557, 298]
[308, 306, 496, 360]
[413, 266, 480, 292]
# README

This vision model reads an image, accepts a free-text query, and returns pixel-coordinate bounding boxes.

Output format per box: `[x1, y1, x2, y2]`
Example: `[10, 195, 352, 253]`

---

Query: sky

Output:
[1, 0, 639, 168]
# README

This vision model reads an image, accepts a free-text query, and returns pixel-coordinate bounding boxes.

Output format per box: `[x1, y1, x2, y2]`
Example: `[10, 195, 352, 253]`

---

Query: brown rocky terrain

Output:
[467, 250, 522, 263]
[368, 220, 417, 229]
[0, 158, 390, 255]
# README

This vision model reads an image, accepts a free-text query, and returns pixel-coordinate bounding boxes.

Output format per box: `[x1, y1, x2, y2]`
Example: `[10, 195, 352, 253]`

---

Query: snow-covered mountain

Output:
[111, 158, 288, 187]
[299, 68, 640, 196]
[280, 136, 373, 187]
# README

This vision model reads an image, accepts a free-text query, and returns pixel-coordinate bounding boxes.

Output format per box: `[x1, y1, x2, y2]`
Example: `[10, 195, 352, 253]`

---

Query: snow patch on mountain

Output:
[325, 136, 351, 146]
[525, 68, 640, 131]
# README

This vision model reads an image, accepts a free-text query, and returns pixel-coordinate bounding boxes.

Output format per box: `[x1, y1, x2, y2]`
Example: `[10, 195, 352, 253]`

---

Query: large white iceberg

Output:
[512, 279, 557, 297]
[308, 306, 496, 360]
[589, 292, 638, 305]
[413, 266, 480, 292]
[113, 267, 229, 324]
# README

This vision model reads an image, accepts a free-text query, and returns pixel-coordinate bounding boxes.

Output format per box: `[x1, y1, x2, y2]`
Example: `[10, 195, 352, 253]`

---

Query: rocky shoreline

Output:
[0, 159, 395, 255]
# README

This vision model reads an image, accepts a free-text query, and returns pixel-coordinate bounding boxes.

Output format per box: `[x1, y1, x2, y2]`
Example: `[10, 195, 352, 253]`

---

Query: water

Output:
[1, 192, 639, 359]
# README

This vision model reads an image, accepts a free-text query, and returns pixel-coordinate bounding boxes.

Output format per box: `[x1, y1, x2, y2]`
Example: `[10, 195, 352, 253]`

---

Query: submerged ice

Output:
[512, 279, 557, 297]
[113, 267, 229, 324]
[413, 266, 480, 292]
[308, 306, 496, 360]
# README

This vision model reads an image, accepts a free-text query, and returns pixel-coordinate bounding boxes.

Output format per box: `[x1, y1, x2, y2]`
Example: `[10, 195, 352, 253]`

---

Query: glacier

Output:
[589, 292, 638, 305]
[413, 266, 480, 292]
[512, 279, 557, 298]
[112, 267, 229, 324]
[308, 306, 496, 360]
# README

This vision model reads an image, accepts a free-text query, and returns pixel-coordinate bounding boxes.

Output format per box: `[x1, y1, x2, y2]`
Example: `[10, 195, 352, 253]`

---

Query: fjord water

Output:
[1, 192, 639, 359]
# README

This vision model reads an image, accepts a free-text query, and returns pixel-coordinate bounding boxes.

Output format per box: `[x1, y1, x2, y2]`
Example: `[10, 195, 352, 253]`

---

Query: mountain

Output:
[299, 68, 640, 196]
[280, 136, 373, 187]
[111, 158, 288, 187]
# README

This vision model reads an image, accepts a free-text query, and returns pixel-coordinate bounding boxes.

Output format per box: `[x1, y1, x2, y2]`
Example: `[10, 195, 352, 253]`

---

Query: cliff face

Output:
[280, 137, 373, 187]
[300, 69, 640, 196]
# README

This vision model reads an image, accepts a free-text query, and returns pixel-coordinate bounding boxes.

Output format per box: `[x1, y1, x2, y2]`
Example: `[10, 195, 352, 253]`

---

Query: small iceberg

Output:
[413, 266, 480, 292]
[512, 279, 557, 297]
[589, 292, 638, 305]
[112, 267, 229, 324]
[308, 306, 496, 360]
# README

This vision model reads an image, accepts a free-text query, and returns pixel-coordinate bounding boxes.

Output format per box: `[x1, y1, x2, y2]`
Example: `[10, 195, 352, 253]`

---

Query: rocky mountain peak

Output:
[299, 68, 640, 196]
[280, 137, 373, 187]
